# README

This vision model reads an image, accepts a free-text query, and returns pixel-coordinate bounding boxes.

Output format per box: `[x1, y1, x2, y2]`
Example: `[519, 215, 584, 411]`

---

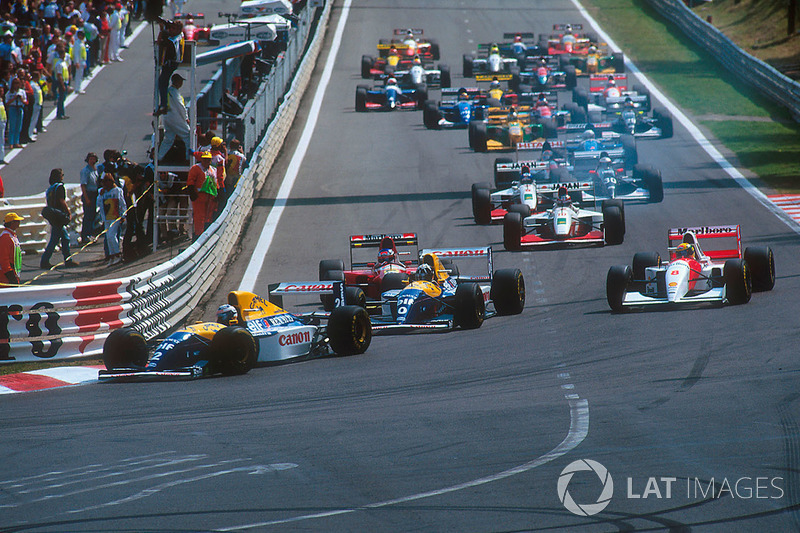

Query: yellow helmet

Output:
[675, 243, 695, 259]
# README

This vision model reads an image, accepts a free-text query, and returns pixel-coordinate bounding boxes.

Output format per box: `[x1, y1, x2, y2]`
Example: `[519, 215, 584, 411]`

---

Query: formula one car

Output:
[607, 102, 673, 139]
[573, 74, 651, 113]
[98, 286, 371, 381]
[469, 106, 558, 152]
[393, 59, 451, 89]
[511, 56, 577, 91]
[540, 24, 600, 55]
[463, 43, 518, 77]
[606, 225, 775, 311]
[355, 79, 427, 111]
[379, 28, 441, 60]
[503, 183, 625, 250]
[557, 45, 624, 75]
[319, 233, 420, 307]
[492, 144, 568, 187]
[370, 247, 525, 333]
[579, 157, 664, 203]
[423, 87, 488, 129]
[558, 126, 639, 170]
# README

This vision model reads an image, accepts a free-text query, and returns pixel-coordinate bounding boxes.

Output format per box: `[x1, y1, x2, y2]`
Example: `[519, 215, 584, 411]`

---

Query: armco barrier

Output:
[647, 0, 800, 121]
[1, 186, 84, 254]
[1, 0, 334, 364]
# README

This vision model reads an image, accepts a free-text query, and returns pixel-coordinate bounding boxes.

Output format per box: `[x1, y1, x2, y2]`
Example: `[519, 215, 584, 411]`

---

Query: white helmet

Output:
[216, 304, 238, 326]
[582, 129, 595, 140]
[416, 263, 434, 281]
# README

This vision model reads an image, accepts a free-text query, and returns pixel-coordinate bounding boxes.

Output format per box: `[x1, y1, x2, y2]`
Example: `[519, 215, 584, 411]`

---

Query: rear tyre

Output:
[612, 51, 625, 73]
[454, 282, 485, 329]
[471, 185, 492, 225]
[429, 40, 440, 60]
[210, 326, 258, 376]
[602, 205, 625, 245]
[632, 252, 660, 281]
[490, 268, 525, 315]
[563, 102, 586, 124]
[355, 87, 367, 112]
[606, 265, 631, 312]
[503, 212, 523, 251]
[360, 55, 374, 79]
[652, 107, 673, 138]
[744, 247, 775, 291]
[423, 100, 441, 129]
[508, 203, 531, 218]
[572, 87, 589, 108]
[494, 157, 517, 188]
[463, 54, 474, 77]
[468, 121, 487, 152]
[320, 268, 345, 311]
[328, 305, 371, 356]
[345, 287, 366, 308]
[643, 167, 663, 203]
[103, 328, 148, 370]
[381, 272, 409, 292]
[724, 259, 752, 304]
[541, 118, 557, 139]
[439, 64, 451, 88]
[621, 134, 637, 167]
[319, 259, 345, 280]
[564, 65, 577, 89]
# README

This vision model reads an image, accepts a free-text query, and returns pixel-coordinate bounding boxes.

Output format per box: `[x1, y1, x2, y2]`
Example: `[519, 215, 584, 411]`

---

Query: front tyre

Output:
[490, 269, 525, 315]
[210, 326, 258, 376]
[328, 305, 371, 356]
[724, 259, 752, 305]
[606, 265, 631, 312]
[103, 328, 148, 370]
[744, 246, 775, 291]
[454, 282, 485, 330]
[503, 211, 523, 251]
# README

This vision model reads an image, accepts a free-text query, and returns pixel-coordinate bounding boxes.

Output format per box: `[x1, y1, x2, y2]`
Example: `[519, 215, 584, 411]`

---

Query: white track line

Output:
[571, 0, 800, 236]
[238, 0, 352, 292]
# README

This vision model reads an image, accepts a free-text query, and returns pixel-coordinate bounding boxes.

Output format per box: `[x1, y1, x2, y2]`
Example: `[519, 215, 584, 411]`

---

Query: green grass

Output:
[581, 0, 800, 192]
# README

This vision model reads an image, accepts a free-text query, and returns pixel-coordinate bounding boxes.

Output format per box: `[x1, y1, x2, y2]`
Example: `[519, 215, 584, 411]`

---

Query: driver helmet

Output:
[541, 149, 553, 161]
[490, 43, 500, 54]
[413, 54, 422, 64]
[582, 129, 595, 140]
[416, 263, 434, 282]
[607, 76, 616, 86]
[588, 45, 597, 54]
[508, 109, 518, 119]
[557, 186, 571, 203]
[378, 248, 396, 263]
[675, 242, 695, 259]
[458, 87, 469, 100]
[537, 92, 548, 103]
[520, 164, 532, 182]
[598, 155, 612, 168]
[624, 96, 634, 108]
[389, 44, 398, 53]
[387, 77, 397, 85]
[216, 304, 238, 326]
[565, 24, 573, 33]
[514, 34, 523, 43]
[490, 78, 501, 90]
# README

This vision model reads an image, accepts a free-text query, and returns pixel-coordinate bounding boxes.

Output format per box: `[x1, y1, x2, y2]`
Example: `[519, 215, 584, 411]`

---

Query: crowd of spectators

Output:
[0, 0, 140, 160]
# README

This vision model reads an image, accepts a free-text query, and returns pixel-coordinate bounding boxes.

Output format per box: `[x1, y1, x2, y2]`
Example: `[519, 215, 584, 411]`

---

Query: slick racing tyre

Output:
[423, 100, 441, 129]
[463, 54, 474, 77]
[632, 252, 660, 282]
[454, 282, 485, 330]
[472, 184, 492, 225]
[345, 286, 367, 308]
[441, 258, 459, 279]
[564, 65, 577, 89]
[319, 259, 345, 280]
[381, 272, 409, 292]
[468, 121, 487, 152]
[606, 265, 632, 313]
[724, 259, 752, 305]
[103, 328, 148, 370]
[361, 55, 374, 79]
[439, 64, 451, 88]
[612, 52, 625, 73]
[355, 86, 367, 112]
[328, 305, 371, 356]
[503, 212, 523, 251]
[621, 134, 637, 168]
[508, 203, 531, 218]
[744, 247, 775, 292]
[490, 269, 526, 316]
[652, 107, 673, 138]
[602, 203, 625, 245]
[210, 326, 258, 376]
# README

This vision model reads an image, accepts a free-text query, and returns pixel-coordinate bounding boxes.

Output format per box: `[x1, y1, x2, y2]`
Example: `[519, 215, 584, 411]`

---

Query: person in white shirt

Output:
[71, 30, 88, 93]
[157, 73, 191, 161]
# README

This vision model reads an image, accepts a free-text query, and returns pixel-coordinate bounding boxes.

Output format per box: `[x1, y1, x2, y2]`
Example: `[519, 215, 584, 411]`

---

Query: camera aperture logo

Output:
[557, 459, 614, 516]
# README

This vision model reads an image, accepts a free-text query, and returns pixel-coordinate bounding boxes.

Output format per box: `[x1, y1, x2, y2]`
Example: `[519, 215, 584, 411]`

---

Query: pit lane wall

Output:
[0, 0, 333, 364]
[646, 0, 800, 121]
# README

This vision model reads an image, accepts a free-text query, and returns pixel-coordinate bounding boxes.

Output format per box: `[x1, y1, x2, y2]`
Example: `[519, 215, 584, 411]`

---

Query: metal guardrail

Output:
[1, 187, 84, 254]
[1, 0, 334, 364]
[647, 0, 800, 121]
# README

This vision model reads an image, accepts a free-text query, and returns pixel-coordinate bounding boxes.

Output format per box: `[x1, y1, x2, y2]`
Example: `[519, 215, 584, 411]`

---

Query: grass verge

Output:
[580, 0, 800, 192]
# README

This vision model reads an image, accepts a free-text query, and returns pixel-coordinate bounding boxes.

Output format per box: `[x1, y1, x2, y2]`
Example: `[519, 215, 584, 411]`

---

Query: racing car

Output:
[511, 56, 577, 91]
[606, 225, 775, 311]
[98, 285, 371, 381]
[319, 234, 420, 306]
[557, 44, 624, 76]
[557, 125, 639, 170]
[503, 183, 625, 250]
[468, 106, 558, 152]
[355, 79, 427, 112]
[377, 28, 441, 60]
[463, 43, 518, 77]
[492, 144, 568, 187]
[607, 101, 674, 139]
[540, 24, 600, 55]
[392, 58, 451, 89]
[579, 157, 664, 203]
[572, 74, 651, 114]
[370, 247, 525, 333]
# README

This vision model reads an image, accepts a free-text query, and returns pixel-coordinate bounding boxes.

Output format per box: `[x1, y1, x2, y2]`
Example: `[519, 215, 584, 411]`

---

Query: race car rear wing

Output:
[394, 28, 423, 35]
[668, 225, 742, 261]
[503, 32, 535, 40]
[513, 140, 565, 152]
[475, 73, 513, 82]
[589, 73, 628, 92]
[553, 23, 584, 31]
[536, 181, 594, 195]
[267, 280, 346, 310]
[350, 233, 419, 269]
[420, 246, 493, 282]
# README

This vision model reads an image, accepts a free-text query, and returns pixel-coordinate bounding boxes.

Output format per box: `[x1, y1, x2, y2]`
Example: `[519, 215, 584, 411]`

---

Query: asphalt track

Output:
[2, 0, 800, 531]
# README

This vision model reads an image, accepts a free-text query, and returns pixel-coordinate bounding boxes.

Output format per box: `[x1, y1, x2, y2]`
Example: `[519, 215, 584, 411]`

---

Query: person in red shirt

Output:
[0, 212, 23, 287]
[185, 151, 220, 239]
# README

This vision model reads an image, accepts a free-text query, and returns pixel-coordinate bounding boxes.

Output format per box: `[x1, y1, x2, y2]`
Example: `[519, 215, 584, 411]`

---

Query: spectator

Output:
[156, 18, 183, 112]
[0, 172, 4, 196]
[79, 151, 99, 244]
[82, 15, 99, 71]
[0, 212, 23, 288]
[157, 72, 190, 162]
[70, 29, 87, 92]
[108, 3, 123, 62]
[0, 87, 6, 164]
[40, 168, 76, 269]
[28, 69, 43, 141]
[53, 46, 70, 119]
[17, 67, 34, 144]
[97, 8, 110, 64]
[186, 151, 220, 239]
[97, 148, 120, 185]
[226, 138, 245, 191]
[96, 171, 126, 265]
[5, 77, 26, 148]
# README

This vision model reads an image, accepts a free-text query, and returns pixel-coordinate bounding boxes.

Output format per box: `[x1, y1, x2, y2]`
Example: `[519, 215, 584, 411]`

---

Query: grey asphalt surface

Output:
[2, 0, 800, 531]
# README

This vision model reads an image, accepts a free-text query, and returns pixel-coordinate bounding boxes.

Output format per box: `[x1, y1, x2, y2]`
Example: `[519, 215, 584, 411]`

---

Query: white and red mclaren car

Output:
[606, 225, 775, 311]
